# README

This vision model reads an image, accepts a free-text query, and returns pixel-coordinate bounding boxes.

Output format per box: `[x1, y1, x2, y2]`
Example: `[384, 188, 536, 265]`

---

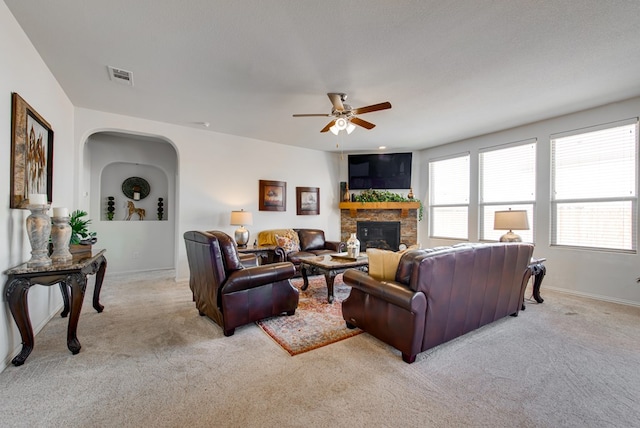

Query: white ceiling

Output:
[5, 0, 640, 152]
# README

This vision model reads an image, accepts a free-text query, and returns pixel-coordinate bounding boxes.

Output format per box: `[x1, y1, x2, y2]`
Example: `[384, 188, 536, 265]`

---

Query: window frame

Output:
[550, 119, 638, 253]
[478, 139, 537, 242]
[428, 153, 470, 240]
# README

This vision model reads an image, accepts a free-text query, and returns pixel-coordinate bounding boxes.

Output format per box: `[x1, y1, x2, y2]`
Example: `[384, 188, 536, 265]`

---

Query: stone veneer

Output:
[340, 207, 418, 247]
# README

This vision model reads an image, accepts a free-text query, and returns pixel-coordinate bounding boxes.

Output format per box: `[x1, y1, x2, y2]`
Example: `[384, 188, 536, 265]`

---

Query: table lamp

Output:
[230, 209, 253, 248]
[494, 209, 529, 242]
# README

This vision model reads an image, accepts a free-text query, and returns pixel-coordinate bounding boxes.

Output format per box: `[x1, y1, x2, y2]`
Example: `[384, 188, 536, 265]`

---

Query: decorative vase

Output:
[50, 215, 72, 263]
[157, 197, 164, 220]
[26, 204, 52, 268]
[343, 184, 350, 202]
[107, 196, 115, 221]
[346, 233, 361, 258]
[408, 188, 414, 199]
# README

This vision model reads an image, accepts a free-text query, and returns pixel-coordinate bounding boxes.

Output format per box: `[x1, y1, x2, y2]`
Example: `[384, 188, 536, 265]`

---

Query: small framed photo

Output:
[10, 93, 54, 208]
[296, 186, 319, 215]
[259, 180, 286, 211]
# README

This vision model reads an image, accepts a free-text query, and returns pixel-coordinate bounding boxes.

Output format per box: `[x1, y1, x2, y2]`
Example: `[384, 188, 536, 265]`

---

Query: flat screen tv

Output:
[348, 152, 412, 190]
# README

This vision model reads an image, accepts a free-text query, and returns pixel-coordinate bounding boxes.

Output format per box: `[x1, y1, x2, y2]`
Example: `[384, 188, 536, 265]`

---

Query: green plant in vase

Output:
[69, 210, 97, 245]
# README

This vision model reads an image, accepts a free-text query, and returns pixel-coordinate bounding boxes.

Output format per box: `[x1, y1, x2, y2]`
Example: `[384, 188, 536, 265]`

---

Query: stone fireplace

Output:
[339, 202, 419, 250]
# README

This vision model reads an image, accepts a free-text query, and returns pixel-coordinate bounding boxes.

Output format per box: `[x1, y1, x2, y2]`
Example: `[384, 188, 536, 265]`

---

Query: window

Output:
[479, 140, 536, 242]
[429, 154, 470, 239]
[551, 120, 638, 252]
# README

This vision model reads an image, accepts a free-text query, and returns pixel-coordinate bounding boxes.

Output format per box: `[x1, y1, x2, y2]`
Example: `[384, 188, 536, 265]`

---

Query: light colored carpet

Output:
[1, 269, 639, 427]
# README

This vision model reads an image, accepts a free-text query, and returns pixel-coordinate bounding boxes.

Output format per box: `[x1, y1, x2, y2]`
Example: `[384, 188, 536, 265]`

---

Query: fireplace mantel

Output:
[339, 201, 420, 218]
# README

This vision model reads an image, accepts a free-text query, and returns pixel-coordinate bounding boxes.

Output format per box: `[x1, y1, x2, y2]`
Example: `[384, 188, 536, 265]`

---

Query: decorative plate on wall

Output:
[122, 176, 151, 200]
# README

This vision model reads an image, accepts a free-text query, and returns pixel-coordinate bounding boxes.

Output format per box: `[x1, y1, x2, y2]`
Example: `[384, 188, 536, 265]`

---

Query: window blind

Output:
[429, 154, 470, 239]
[479, 141, 536, 242]
[551, 120, 638, 251]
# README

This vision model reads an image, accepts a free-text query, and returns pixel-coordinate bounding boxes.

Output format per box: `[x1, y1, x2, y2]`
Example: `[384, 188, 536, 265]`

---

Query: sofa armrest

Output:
[223, 262, 295, 294]
[343, 269, 421, 311]
[325, 240, 345, 252]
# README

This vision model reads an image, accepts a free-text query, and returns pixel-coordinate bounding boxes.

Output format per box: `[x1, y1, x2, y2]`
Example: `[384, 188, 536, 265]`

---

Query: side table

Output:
[238, 245, 278, 265]
[4, 249, 107, 366]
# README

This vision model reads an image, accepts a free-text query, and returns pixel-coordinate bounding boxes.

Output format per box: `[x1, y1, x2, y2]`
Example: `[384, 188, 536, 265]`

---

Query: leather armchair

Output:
[273, 229, 345, 275]
[184, 230, 298, 336]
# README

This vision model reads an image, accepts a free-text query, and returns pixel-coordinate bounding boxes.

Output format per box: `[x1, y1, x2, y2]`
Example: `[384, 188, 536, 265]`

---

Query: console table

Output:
[4, 249, 107, 366]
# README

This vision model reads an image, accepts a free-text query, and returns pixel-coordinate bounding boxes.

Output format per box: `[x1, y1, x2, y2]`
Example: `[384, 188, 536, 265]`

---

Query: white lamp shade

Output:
[230, 210, 253, 226]
[494, 210, 529, 231]
[335, 117, 348, 130]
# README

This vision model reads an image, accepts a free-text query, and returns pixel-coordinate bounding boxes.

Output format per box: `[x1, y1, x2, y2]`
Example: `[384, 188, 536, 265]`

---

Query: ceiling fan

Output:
[293, 93, 392, 134]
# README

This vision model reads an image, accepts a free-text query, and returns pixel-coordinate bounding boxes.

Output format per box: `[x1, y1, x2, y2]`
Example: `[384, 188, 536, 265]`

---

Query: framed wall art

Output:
[10, 93, 54, 208]
[296, 186, 319, 215]
[259, 179, 286, 211]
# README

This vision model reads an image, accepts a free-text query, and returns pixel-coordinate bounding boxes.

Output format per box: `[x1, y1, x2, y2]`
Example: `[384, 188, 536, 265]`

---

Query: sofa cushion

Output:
[275, 234, 300, 253]
[258, 229, 299, 247]
[298, 229, 326, 251]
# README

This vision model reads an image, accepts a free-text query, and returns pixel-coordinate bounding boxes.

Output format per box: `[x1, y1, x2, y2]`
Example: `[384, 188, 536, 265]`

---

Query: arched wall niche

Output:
[86, 131, 177, 274]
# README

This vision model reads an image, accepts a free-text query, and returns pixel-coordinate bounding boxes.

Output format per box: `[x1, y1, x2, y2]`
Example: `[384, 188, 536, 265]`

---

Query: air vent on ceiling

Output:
[107, 66, 134, 86]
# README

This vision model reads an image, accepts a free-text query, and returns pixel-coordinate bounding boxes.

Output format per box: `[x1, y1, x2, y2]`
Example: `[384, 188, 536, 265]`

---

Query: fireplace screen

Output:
[356, 221, 401, 251]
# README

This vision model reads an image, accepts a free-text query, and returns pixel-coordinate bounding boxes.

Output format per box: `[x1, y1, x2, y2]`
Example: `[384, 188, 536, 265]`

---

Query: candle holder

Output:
[51, 216, 72, 263]
[26, 204, 52, 268]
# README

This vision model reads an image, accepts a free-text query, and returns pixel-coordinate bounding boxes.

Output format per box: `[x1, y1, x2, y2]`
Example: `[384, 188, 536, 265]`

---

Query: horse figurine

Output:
[126, 201, 146, 221]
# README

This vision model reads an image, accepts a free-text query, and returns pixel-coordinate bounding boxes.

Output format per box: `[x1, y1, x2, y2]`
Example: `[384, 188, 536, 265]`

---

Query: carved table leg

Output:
[59, 281, 70, 317]
[324, 271, 336, 303]
[531, 263, 546, 303]
[6, 278, 34, 366]
[300, 264, 310, 291]
[67, 273, 87, 355]
[92, 256, 107, 312]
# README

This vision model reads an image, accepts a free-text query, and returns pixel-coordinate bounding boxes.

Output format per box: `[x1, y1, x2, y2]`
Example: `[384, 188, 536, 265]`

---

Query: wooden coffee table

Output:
[299, 253, 368, 303]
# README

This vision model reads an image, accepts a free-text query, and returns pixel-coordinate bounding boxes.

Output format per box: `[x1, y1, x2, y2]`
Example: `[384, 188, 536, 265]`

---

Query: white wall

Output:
[0, 2, 75, 369]
[419, 96, 640, 306]
[74, 108, 342, 280]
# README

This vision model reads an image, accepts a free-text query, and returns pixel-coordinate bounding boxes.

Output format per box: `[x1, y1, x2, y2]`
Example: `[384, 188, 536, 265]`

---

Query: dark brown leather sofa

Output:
[342, 243, 534, 363]
[184, 230, 299, 336]
[265, 229, 345, 275]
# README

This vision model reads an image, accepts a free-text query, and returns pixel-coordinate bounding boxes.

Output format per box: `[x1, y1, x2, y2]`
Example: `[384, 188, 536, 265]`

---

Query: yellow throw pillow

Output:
[366, 248, 403, 281]
[257, 229, 299, 246]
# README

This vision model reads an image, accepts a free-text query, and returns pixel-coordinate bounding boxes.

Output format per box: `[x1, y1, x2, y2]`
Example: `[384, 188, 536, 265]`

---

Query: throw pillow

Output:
[366, 248, 404, 281]
[257, 229, 299, 247]
[275, 234, 300, 253]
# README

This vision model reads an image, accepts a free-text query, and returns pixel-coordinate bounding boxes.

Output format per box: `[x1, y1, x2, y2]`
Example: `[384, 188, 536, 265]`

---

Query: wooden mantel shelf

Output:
[339, 201, 420, 218]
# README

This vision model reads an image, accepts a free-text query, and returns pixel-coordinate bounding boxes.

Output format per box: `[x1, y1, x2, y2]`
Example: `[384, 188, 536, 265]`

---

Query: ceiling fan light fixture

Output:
[330, 125, 339, 135]
[346, 122, 355, 134]
[335, 117, 348, 131]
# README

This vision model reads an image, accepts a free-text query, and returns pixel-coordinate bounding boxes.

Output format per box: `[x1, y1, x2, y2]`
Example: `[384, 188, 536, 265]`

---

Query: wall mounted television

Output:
[348, 152, 412, 190]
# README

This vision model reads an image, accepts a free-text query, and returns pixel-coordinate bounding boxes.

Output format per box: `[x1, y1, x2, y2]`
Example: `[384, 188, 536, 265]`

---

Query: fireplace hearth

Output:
[357, 221, 401, 251]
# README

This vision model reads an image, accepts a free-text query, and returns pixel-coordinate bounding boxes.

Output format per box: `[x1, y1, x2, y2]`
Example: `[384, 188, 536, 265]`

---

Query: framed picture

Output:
[296, 187, 319, 215]
[10, 93, 54, 208]
[259, 180, 286, 211]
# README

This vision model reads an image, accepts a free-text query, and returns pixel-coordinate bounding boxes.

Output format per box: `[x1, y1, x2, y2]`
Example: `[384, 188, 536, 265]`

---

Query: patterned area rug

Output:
[256, 273, 362, 356]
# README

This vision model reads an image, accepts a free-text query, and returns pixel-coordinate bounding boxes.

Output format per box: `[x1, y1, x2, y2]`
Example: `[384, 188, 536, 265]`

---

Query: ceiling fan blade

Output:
[320, 120, 336, 133]
[293, 113, 332, 117]
[327, 93, 345, 112]
[352, 101, 392, 115]
[351, 116, 376, 130]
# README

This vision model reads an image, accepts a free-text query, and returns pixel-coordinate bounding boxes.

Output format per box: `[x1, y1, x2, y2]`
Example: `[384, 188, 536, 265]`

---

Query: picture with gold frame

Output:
[10, 93, 54, 208]
[296, 186, 319, 215]
[259, 179, 286, 211]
